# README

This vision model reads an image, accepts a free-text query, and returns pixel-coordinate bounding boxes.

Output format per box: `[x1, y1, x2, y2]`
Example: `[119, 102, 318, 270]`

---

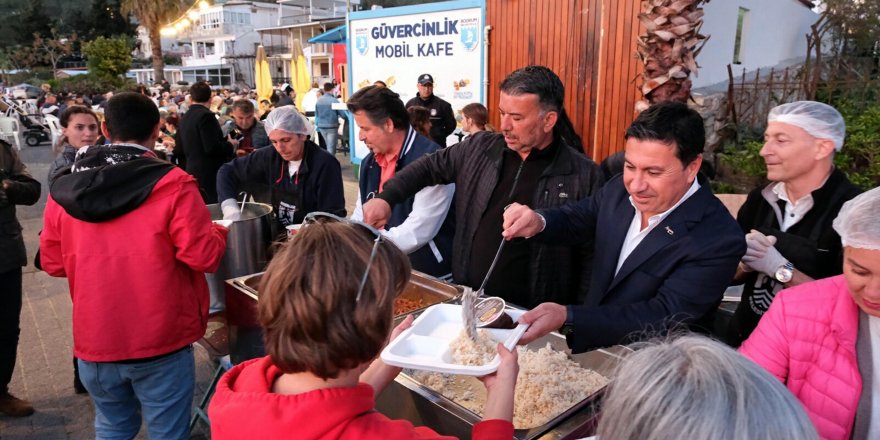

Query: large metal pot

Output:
[206, 202, 275, 312]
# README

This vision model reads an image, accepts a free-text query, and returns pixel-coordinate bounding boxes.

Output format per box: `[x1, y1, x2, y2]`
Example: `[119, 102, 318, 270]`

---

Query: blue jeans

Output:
[78, 346, 195, 440]
[319, 127, 339, 154]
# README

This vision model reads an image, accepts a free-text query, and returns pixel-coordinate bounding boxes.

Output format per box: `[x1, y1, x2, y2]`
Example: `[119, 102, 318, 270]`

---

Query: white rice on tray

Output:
[449, 329, 497, 366]
[411, 343, 609, 429]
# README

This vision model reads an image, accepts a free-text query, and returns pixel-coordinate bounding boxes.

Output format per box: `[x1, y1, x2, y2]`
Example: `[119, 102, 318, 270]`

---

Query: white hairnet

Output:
[263, 105, 311, 135]
[832, 186, 880, 250]
[767, 101, 846, 151]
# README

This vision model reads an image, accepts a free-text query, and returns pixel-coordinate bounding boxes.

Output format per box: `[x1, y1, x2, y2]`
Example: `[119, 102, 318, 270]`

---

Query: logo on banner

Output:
[355, 35, 369, 56]
[459, 19, 480, 52]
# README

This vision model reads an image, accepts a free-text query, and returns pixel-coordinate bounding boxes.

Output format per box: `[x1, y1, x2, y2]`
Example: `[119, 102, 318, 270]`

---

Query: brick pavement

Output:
[0, 142, 360, 439]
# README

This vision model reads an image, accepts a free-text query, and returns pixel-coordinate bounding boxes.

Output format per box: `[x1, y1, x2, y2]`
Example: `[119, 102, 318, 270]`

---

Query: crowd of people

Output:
[0, 64, 877, 440]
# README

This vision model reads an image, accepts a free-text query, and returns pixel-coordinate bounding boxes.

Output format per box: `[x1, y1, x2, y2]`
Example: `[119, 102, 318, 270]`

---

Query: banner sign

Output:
[347, 0, 485, 164]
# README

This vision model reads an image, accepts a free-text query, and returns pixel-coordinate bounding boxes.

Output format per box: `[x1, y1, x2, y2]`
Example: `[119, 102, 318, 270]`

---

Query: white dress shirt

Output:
[352, 184, 454, 256]
[761, 181, 816, 232]
[615, 179, 701, 275]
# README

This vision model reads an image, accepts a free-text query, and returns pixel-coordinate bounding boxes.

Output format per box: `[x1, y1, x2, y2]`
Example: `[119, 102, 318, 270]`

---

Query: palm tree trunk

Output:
[635, 0, 710, 110]
[150, 25, 164, 84]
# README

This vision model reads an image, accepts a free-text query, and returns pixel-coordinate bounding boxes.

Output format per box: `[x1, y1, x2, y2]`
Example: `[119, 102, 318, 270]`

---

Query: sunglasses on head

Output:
[301, 212, 384, 302]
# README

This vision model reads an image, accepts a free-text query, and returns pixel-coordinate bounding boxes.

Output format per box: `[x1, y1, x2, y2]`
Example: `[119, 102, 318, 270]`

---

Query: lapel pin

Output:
[665, 226, 674, 235]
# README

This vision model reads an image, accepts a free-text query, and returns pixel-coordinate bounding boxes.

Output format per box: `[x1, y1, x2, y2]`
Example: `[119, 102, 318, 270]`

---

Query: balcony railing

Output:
[185, 23, 244, 39]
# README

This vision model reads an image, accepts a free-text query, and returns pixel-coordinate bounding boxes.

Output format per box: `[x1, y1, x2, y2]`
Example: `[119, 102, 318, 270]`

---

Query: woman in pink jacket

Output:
[740, 186, 880, 440]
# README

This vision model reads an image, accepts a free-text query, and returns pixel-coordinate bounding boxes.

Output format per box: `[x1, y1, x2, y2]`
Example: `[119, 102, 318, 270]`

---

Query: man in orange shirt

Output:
[348, 85, 455, 280]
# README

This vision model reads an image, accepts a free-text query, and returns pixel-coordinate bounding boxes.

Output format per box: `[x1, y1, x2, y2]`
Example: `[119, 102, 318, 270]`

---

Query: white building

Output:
[134, 1, 301, 88]
[257, 0, 360, 87]
[694, 0, 818, 91]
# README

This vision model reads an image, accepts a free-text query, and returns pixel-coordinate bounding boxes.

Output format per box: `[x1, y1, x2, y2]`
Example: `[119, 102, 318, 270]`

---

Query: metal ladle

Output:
[463, 238, 506, 340]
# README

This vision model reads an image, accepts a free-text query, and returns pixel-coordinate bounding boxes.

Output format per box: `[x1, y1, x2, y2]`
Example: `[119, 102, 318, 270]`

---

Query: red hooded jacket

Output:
[41, 145, 228, 361]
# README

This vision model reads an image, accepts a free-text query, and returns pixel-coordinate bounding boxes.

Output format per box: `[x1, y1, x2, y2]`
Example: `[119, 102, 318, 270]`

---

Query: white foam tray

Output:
[381, 303, 529, 376]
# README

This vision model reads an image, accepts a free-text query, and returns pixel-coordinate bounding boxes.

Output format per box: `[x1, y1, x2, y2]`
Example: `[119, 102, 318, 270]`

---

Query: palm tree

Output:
[635, 0, 711, 111]
[121, 0, 188, 83]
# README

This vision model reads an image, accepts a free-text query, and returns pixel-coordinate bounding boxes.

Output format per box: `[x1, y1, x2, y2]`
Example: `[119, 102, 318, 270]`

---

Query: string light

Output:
[160, 0, 212, 36]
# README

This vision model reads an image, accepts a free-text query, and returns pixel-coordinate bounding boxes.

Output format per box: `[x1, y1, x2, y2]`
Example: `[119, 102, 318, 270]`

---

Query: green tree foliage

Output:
[12, 0, 55, 46]
[821, 0, 880, 56]
[55, 72, 135, 95]
[82, 36, 132, 78]
[833, 103, 880, 189]
[65, 0, 136, 42]
[33, 29, 76, 78]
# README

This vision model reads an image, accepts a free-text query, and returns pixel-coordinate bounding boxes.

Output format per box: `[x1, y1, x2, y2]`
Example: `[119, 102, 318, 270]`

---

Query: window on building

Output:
[733, 7, 749, 65]
[320, 62, 330, 76]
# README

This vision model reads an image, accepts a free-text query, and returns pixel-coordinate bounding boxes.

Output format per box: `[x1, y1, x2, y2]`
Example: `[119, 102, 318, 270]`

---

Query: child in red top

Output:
[209, 214, 517, 439]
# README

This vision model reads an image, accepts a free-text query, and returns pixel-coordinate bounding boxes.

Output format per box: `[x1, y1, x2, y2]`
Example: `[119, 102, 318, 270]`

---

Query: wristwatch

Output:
[559, 306, 575, 337]
[775, 261, 794, 284]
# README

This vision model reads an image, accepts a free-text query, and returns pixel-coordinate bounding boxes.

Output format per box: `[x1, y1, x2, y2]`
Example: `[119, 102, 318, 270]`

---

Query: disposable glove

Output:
[220, 198, 242, 221]
[742, 230, 788, 277]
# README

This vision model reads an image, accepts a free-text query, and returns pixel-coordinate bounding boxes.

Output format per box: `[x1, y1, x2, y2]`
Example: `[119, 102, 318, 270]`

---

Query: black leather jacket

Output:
[378, 131, 604, 306]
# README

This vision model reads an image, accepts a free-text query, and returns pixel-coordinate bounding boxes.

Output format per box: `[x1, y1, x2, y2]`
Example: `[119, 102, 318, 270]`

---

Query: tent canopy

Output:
[308, 25, 347, 44]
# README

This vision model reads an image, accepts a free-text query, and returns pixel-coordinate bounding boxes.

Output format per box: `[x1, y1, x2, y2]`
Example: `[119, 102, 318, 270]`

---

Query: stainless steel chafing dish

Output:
[375, 328, 629, 440]
[224, 270, 461, 363]
[227, 271, 625, 438]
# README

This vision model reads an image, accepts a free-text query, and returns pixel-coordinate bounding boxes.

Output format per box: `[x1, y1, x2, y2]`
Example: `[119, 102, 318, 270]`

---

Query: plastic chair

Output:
[189, 354, 234, 433]
[0, 116, 23, 150]
[44, 115, 63, 147]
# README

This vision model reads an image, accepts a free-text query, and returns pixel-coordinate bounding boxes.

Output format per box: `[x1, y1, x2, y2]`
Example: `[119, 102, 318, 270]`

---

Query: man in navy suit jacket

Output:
[503, 102, 746, 353]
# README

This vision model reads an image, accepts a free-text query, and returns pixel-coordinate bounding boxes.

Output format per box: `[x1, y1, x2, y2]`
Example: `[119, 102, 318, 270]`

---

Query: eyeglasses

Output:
[301, 212, 384, 302]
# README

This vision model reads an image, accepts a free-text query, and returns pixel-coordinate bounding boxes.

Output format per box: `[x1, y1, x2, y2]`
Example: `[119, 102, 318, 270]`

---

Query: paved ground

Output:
[0, 142, 360, 439]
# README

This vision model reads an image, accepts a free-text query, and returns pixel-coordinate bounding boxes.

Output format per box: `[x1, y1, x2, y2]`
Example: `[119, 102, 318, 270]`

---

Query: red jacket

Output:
[209, 356, 514, 440]
[41, 163, 228, 362]
[740, 276, 861, 440]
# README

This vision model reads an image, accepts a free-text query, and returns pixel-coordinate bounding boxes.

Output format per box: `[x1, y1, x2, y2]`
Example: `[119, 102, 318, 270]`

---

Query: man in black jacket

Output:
[405, 73, 456, 147]
[725, 101, 862, 346]
[174, 81, 234, 203]
[348, 85, 455, 280]
[502, 102, 745, 353]
[363, 66, 603, 308]
[0, 140, 40, 417]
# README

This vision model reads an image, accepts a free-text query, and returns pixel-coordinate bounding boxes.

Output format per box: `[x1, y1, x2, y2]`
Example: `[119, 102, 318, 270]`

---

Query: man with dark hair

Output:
[276, 84, 295, 107]
[404, 73, 456, 146]
[348, 85, 455, 279]
[175, 81, 235, 202]
[502, 101, 746, 352]
[315, 83, 345, 154]
[227, 99, 270, 156]
[362, 66, 603, 308]
[40, 92, 229, 437]
[0, 139, 40, 417]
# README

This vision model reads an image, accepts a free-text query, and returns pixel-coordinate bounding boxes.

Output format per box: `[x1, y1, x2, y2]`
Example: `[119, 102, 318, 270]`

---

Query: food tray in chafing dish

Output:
[229, 270, 458, 314]
[393, 271, 460, 317]
[376, 331, 630, 439]
[381, 304, 528, 376]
